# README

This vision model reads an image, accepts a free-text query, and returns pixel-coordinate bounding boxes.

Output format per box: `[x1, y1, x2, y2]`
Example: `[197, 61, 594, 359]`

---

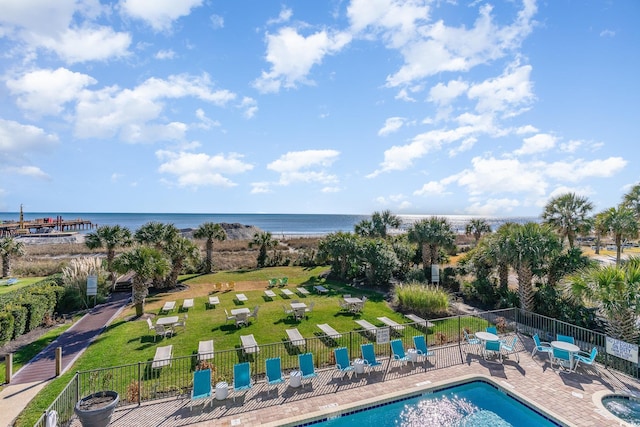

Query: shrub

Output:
[393, 282, 450, 317]
[8, 304, 28, 339]
[0, 311, 15, 346]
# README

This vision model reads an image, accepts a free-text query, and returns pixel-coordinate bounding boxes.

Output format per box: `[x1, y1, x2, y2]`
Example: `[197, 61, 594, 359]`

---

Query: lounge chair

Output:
[377, 316, 405, 332]
[532, 334, 553, 357]
[235, 293, 248, 303]
[500, 336, 519, 362]
[574, 347, 598, 373]
[152, 345, 173, 369]
[298, 353, 317, 387]
[264, 289, 277, 300]
[483, 340, 502, 363]
[556, 334, 575, 344]
[233, 362, 252, 401]
[265, 357, 284, 393]
[313, 285, 328, 294]
[207, 296, 219, 308]
[360, 343, 382, 374]
[182, 298, 194, 311]
[405, 314, 433, 328]
[390, 339, 413, 368]
[197, 340, 214, 361]
[161, 301, 175, 313]
[296, 287, 310, 296]
[413, 335, 434, 364]
[550, 347, 574, 371]
[190, 369, 212, 411]
[281, 289, 294, 298]
[354, 319, 377, 338]
[240, 334, 260, 354]
[286, 328, 306, 347]
[317, 323, 342, 339]
[334, 347, 354, 378]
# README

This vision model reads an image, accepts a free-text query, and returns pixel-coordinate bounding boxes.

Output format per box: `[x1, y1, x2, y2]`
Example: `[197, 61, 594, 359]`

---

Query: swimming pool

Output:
[297, 380, 561, 426]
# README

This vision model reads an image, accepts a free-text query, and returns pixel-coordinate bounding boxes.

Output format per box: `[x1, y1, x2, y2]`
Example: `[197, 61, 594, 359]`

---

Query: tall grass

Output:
[394, 282, 450, 317]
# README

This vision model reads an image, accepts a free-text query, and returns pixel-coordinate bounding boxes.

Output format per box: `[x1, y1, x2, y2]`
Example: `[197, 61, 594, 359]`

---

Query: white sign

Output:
[87, 275, 98, 296]
[376, 327, 390, 345]
[606, 336, 638, 364]
[431, 264, 440, 284]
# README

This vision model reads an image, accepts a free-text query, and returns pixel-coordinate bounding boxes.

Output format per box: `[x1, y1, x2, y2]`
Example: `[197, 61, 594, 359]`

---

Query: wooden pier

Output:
[0, 216, 96, 238]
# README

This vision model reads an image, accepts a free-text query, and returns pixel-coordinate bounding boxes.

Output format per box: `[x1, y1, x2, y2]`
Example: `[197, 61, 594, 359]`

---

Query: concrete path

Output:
[0, 292, 130, 426]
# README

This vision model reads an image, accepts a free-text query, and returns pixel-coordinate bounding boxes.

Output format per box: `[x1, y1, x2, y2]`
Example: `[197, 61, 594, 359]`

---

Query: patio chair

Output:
[500, 336, 519, 362]
[248, 306, 259, 321]
[232, 362, 252, 401]
[334, 347, 355, 378]
[174, 314, 187, 332]
[550, 347, 574, 372]
[298, 353, 317, 386]
[531, 334, 553, 357]
[146, 318, 155, 335]
[235, 313, 249, 328]
[304, 301, 315, 316]
[463, 329, 480, 346]
[265, 357, 284, 394]
[360, 343, 382, 374]
[483, 340, 502, 363]
[279, 277, 288, 287]
[574, 347, 598, 373]
[268, 278, 278, 288]
[282, 305, 294, 319]
[224, 309, 235, 323]
[154, 324, 172, 342]
[190, 369, 212, 411]
[390, 339, 413, 367]
[338, 299, 350, 311]
[556, 334, 575, 344]
[486, 326, 498, 335]
[413, 335, 434, 364]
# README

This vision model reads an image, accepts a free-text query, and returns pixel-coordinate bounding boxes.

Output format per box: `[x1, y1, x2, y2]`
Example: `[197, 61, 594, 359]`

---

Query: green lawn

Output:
[0, 277, 46, 295]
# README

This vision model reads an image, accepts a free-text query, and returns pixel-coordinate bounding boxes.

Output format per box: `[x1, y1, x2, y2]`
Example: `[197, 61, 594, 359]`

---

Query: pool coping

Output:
[264, 373, 574, 427]
[592, 390, 637, 427]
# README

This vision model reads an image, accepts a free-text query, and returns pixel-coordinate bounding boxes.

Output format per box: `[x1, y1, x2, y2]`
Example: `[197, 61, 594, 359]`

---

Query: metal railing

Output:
[33, 307, 635, 427]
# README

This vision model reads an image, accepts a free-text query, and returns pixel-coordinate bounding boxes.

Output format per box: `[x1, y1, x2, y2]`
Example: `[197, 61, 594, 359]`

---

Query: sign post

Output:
[87, 275, 98, 306]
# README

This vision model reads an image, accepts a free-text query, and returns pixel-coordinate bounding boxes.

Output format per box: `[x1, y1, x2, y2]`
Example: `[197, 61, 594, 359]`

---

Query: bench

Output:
[313, 285, 329, 294]
[240, 334, 260, 354]
[161, 301, 176, 313]
[285, 328, 306, 347]
[296, 287, 310, 296]
[317, 323, 342, 339]
[197, 340, 214, 361]
[182, 299, 194, 310]
[405, 314, 434, 328]
[152, 345, 173, 369]
[355, 320, 378, 337]
[264, 290, 277, 300]
[377, 316, 405, 330]
[207, 296, 220, 308]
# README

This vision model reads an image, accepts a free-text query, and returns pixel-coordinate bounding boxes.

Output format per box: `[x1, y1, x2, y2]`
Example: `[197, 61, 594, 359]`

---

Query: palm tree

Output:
[599, 206, 639, 265]
[407, 217, 456, 280]
[318, 232, 360, 280]
[113, 246, 169, 317]
[371, 210, 402, 238]
[465, 218, 492, 245]
[506, 222, 561, 311]
[249, 231, 278, 268]
[541, 192, 594, 249]
[0, 237, 25, 278]
[134, 222, 179, 251]
[622, 183, 640, 219]
[194, 222, 227, 273]
[164, 236, 200, 288]
[84, 225, 133, 280]
[564, 257, 640, 342]
[477, 223, 516, 292]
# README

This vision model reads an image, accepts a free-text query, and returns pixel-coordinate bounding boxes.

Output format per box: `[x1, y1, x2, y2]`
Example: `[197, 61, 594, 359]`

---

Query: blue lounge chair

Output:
[550, 347, 574, 372]
[412, 335, 434, 364]
[334, 347, 354, 378]
[190, 369, 212, 411]
[531, 334, 552, 357]
[556, 334, 575, 344]
[500, 336, 519, 362]
[360, 343, 382, 374]
[298, 353, 317, 386]
[265, 357, 284, 393]
[233, 362, 252, 401]
[574, 347, 598, 373]
[483, 340, 502, 363]
[390, 339, 413, 367]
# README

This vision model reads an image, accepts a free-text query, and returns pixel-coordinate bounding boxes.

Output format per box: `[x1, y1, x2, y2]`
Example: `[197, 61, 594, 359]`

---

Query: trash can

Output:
[215, 381, 229, 400]
[407, 349, 419, 363]
[289, 370, 302, 388]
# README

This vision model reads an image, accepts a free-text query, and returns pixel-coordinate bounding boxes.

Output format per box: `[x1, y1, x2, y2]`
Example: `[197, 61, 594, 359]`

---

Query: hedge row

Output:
[0, 277, 65, 347]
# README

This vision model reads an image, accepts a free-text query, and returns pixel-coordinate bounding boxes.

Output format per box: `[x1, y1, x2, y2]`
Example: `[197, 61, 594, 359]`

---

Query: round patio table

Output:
[475, 331, 499, 342]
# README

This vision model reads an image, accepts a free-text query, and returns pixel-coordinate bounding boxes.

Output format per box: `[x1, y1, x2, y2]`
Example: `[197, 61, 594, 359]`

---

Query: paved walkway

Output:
[0, 292, 130, 427]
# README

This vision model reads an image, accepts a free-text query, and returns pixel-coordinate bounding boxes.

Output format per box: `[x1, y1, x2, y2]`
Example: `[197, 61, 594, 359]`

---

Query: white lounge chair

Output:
[317, 323, 342, 339]
[281, 289, 294, 298]
[182, 298, 194, 311]
[405, 314, 434, 327]
[198, 340, 214, 361]
[161, 301, 176, 313]
[264, 289, 277, 300]
[152, 345, 173, 369]
[207, 296, 220, 308]
[296, 287, 310, 296]
[240, 334, 260, 354]
[286, 328, 306, 347]
[355, 319, 378, 337]
[377, 316, 405, 331]
[313, 285, 329, 294]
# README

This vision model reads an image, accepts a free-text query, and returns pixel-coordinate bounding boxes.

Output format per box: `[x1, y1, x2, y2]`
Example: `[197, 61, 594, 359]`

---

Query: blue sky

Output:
[0, 0, 638, 216]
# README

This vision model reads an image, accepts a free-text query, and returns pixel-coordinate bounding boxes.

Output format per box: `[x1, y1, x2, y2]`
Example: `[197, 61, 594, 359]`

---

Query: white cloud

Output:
[465, 197, 521, 216]
[268, 149, 340, 185]
[155, 49, 176, 60]
[467, 63, 534, 115]
[378, 117, 405, 136]
[560, 139, 582, 153]
[514, 133, 557, 156]
[600, 29, 615, 38]
[6, 165, 50, 180]
[7, 68, 96, 116]
[250, 182, 272, 194]
[429, 79, 469, 105]
[119, 0, 204, 31]
[238, 97, 258, 119]
[267, 7, 293, 26]
[545, 157, 627, 182]
[36, 26, 131, 63]
[321, 186, 341, 193]
[210, 14, 224, 29]
[156, 150, 253, 188]
[253, 27, 351, 93]
[194, 109, 220, 130]
[0, 119, 59, 155]
[414, 181, 447, 196]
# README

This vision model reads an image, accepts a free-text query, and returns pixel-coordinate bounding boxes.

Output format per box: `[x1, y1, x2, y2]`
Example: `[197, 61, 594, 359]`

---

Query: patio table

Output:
[551, 341, 580, 370]
[475, 331, 499, 342]
[231, 308, 250, 316]
[156, 316, 179, 326]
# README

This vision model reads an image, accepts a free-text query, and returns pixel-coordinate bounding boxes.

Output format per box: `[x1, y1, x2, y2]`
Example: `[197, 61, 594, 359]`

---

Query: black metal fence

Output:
[33, 307, 636, 427]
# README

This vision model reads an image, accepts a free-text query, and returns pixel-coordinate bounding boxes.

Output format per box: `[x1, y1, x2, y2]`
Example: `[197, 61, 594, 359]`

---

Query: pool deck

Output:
[76, 335, 640, 427]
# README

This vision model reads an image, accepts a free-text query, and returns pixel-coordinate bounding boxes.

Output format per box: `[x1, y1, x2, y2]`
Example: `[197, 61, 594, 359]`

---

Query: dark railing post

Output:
[137, 361, 141, 405]
[75, 372, 80, 402]
[457, 315, 461, 347]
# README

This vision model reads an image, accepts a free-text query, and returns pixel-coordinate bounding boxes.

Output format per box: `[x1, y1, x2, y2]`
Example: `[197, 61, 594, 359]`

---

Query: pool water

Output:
[309, 380, 560, 427]
[602, 396, 640, 426]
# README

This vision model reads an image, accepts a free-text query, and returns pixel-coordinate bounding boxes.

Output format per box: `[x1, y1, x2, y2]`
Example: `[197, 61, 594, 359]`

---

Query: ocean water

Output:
[0, 212, 537, 236]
